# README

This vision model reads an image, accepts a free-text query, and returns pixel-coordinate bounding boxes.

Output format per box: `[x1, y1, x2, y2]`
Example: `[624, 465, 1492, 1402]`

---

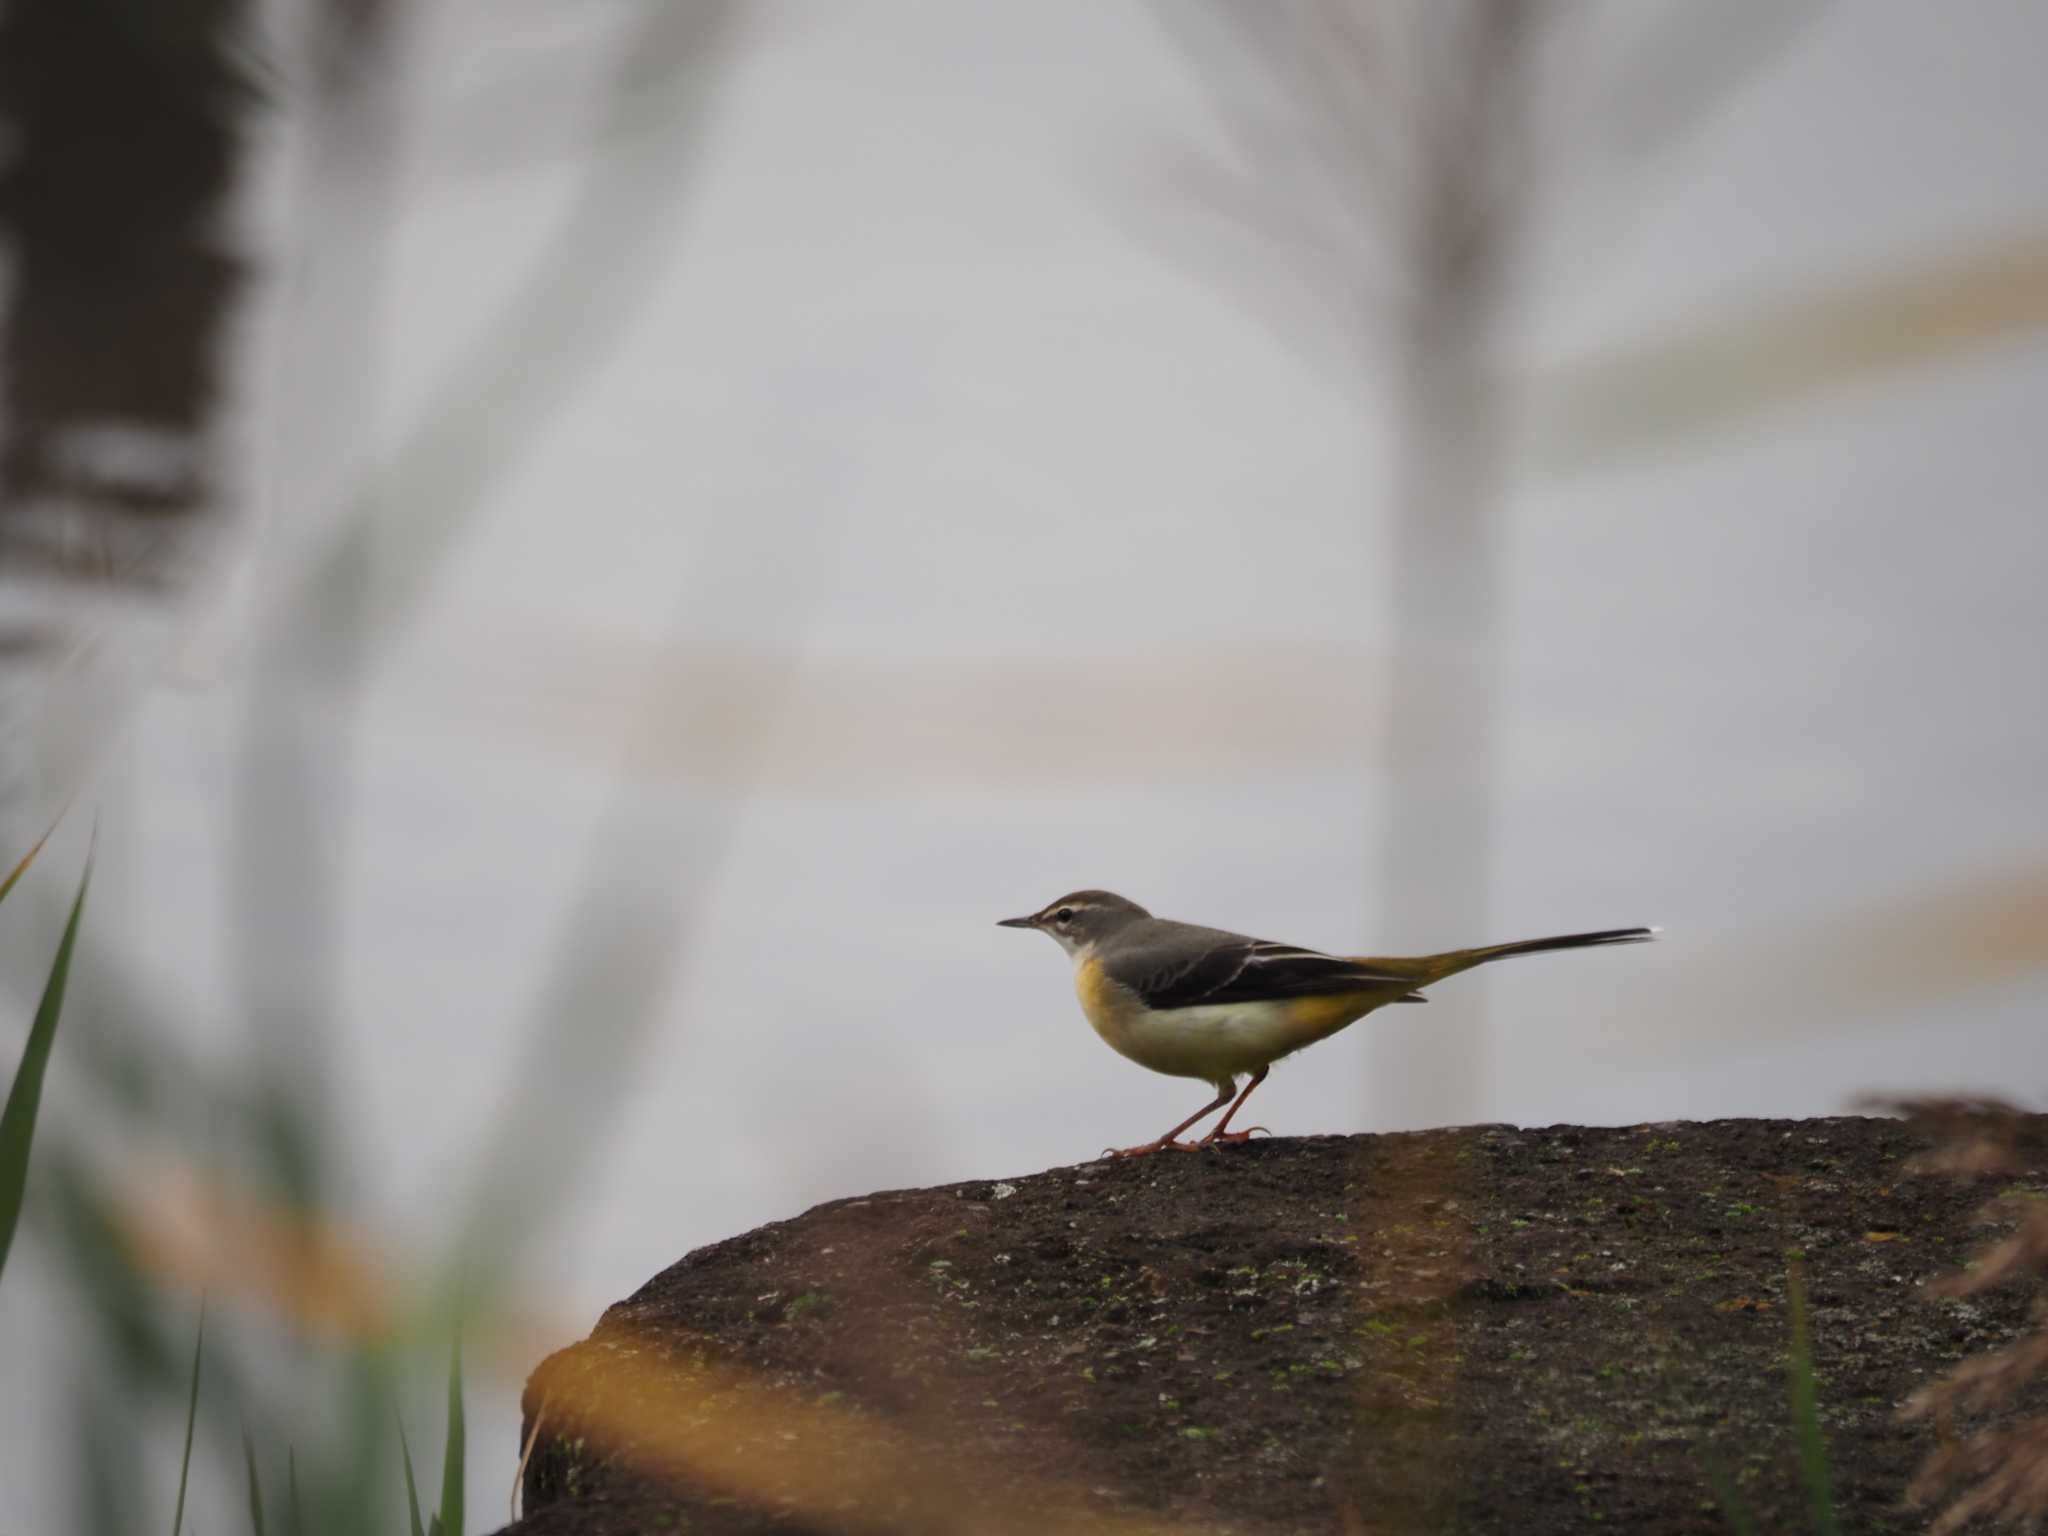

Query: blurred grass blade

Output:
[243, 1431, 267, 1536]
[0, 819, 57, 907]
[326, 1352, 393, 1536]
[1699, 1450, 1757, 1536]
[287, 1446, 303, 1536]
[1786, 1264, 1838, 1536]
[75, 1374, 143, 1536]
[171, 1297, 207, 1536]
[0, 842, 93, 1284]
[398, 1412, 427, 1536]
[438, 1334, 465, 1536]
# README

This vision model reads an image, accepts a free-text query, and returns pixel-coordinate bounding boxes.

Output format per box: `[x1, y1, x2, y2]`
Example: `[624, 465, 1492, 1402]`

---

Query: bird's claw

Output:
[1199, 1125, 1271, 1148]
[1103, 1138, 1205, 1158]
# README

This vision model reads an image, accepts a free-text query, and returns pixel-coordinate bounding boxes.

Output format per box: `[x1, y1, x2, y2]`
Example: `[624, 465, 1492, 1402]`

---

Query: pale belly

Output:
[1075, 960, 1392, 1084]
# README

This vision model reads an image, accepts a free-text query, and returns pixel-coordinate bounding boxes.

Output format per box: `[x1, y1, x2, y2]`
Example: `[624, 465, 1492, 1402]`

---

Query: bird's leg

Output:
[1197, 1066, 1271, 1147]
[1107, 1082, 1236, 1158]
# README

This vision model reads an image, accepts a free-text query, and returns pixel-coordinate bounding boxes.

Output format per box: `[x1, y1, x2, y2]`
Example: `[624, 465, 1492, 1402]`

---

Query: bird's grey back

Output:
[1098, 916, 1263, 980]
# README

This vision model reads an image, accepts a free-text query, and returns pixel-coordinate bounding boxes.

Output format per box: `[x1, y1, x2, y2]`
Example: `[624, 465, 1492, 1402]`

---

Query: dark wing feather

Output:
[1132, 939, 1411, 1011]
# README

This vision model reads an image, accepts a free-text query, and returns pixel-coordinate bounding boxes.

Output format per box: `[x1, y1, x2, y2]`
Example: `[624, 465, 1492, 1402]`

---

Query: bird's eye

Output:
[1055, 907, 1074, 924]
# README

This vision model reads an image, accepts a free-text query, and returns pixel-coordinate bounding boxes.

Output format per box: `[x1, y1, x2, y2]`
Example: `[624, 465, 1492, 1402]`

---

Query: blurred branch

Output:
[1865, 1096, 2048, 1176]
[1375, 6, 1537, 1087]
[1142, 7, 2025, 1128]
[218, 7, 742, 1520]
[232, 0, 740, 1203]
[1136, 1, 1403, 367]
[1587, 862, 2048, 1057]
[283, 0, 744, 688]
[232, 0, 409, 1224]
[371, 630, 1391, 787]
[1160, 2, 1552, 1125]
[1537, 229, 2048, 471]
[1591, 0, 1826, 174]
[446, 593, 802, 1299]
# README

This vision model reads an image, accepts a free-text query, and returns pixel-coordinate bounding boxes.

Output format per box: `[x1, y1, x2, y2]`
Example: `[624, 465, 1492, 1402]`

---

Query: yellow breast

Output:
[1074, 953, 1140, 1032]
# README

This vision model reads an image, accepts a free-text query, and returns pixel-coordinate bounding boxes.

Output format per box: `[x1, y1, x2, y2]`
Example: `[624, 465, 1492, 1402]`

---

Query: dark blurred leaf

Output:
[398, 1411, 427, 1536]
[244, 1430, 267, 1536]
[1787, 1265, 1838, 1536]
[437, 1334, 465, 1536]
[171, 1297, 206, 1536]
[0, 841, 92, 1283]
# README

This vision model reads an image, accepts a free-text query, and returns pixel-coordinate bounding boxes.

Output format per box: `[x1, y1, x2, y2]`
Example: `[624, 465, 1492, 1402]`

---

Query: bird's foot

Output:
[1103, 1138, 1206, 1158]
[1197, 1125, 1271, 1148]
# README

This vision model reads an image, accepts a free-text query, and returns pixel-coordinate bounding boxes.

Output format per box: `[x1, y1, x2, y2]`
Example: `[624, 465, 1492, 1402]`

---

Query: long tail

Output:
[1458, 927, 1658, 966]
[1357, 927, 1657, 989]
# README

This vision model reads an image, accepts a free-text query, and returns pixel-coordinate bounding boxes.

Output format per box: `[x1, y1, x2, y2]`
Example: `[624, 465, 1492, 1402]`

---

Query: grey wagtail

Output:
[999, 890, 1655, 1157]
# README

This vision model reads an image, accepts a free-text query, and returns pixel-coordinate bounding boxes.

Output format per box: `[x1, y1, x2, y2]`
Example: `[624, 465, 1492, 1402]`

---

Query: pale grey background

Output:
[3, 1, 2046, 1529]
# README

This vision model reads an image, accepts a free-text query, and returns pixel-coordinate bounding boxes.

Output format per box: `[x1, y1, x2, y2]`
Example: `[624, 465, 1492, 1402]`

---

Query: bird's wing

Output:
[1119, 935, 1413, 1011]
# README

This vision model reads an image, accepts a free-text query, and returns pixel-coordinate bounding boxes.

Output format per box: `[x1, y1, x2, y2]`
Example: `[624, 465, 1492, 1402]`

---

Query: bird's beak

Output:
[996, 914, 1037, 929]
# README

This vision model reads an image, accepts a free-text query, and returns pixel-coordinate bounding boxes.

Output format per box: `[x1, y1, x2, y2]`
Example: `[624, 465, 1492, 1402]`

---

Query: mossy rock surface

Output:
[500, 1117, 2045, 1535]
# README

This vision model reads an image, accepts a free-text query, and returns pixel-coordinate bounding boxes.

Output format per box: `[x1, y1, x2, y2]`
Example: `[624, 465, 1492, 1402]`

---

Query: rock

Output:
[498, 1117, 2045, 1535]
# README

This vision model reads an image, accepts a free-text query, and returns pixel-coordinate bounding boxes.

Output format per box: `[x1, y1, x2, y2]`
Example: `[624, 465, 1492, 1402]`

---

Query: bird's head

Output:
[998, 889, 1151, 957]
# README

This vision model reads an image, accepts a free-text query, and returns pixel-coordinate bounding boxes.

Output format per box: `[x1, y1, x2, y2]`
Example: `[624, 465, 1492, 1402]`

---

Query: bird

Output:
[999, 890, 1655, 1157]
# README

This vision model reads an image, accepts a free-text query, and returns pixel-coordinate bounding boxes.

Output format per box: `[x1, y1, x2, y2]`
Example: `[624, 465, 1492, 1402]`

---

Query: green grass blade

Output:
[398, 1411, 427, 1536]
[171, 1297, 207, 1536]
[437, 1334, 465, 1536]
[243, 1431, 267, 1536]
[288, 1446, 304, 1536]
[0, 843, 93, 1284]
[1786, 1263, 1838, 1536]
